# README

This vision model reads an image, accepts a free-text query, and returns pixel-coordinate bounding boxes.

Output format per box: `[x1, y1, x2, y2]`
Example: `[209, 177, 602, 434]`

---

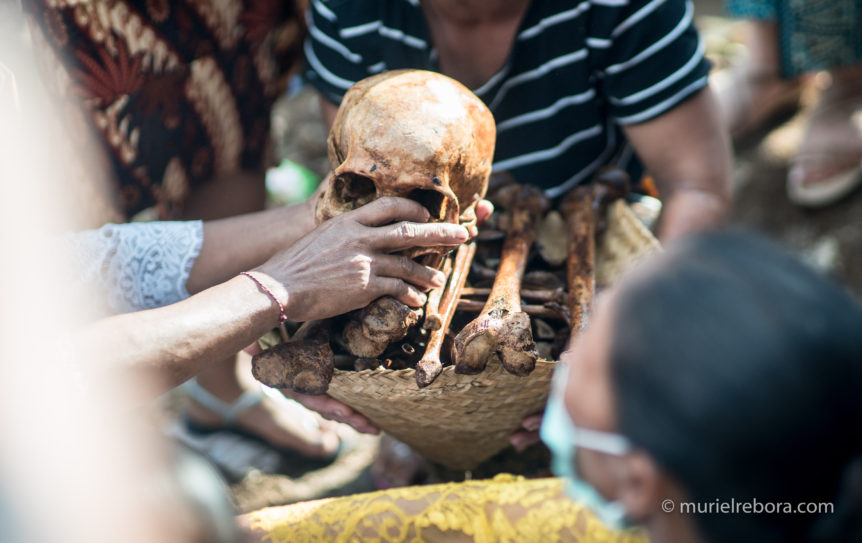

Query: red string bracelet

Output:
[240, 271, 289, 342]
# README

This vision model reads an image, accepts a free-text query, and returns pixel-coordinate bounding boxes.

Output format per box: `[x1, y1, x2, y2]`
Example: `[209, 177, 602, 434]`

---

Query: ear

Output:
[617, 450, 664, 521]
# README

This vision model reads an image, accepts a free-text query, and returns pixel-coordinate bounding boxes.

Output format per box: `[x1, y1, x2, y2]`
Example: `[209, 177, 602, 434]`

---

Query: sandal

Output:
[787, 68, 862, 207]
[167, 378, 342, 480]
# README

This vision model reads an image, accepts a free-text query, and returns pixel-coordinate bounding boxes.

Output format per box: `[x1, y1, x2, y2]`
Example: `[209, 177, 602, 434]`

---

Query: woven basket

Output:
[328, 200, 660, 470]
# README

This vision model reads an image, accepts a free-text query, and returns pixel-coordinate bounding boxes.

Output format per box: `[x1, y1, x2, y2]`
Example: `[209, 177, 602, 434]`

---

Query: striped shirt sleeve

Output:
[303, 0, 369, 105]
[590, 0, 710, 125]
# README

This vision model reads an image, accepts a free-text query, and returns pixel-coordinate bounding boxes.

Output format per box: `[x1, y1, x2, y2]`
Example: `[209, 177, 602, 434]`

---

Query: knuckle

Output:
[398, 256, 414, 275]
[431, 224, 447, 240]
[351, 254, 373, 280]
[400, 281, 416, 297]
[396, 222, 416, 242]
[377, 197, 399, 216]
[351, 253, 373, 267]
[352, 227, 376, 248]
[387, 278, 407, 297]
[357, 275, 372, 291]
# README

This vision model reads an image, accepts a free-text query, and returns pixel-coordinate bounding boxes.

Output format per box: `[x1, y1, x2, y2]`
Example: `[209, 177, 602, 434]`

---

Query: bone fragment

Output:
[415, 242, 477, 387]
[561, 168, 630, 334]
[343, 297, 421, 357]
[535, 210, 568, 266]
[459, 287, 566, 304]
[251, 319, 334, 395]
[454, 300, 567, 321]
[423, 257, 452, 331]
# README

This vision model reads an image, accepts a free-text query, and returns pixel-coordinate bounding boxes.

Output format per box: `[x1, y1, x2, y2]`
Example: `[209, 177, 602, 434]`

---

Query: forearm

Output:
[79, 275, 281, 395]
[186, 201, 316, 293]
[76, 198, 469, 405]
[622, 87, 733, 242]
[656, 186, 730, 242]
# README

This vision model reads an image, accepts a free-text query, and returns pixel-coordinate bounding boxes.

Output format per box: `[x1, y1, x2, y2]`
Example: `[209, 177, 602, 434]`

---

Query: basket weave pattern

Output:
[329, 360, 555, 470]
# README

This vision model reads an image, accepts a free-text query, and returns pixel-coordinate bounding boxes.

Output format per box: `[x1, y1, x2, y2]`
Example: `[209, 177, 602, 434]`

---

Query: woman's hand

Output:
[255, 197, 469, 322]
[510, 413, 543, 452]
[468, 199, 494, 238]
[279, 388, 380, 435]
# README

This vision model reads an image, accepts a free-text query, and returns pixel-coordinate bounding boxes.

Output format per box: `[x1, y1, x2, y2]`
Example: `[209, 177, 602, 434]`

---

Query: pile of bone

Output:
[250, 69, 629, 393]
[251, 169, 630, 393]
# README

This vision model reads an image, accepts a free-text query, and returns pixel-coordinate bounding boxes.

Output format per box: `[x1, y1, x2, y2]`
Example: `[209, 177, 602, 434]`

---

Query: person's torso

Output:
[25, 0, 305, 219]
[317, 0, 640, 197]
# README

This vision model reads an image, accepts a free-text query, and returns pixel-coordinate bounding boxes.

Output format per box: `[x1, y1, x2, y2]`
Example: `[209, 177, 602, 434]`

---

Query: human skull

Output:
[316, 69, 496, 263]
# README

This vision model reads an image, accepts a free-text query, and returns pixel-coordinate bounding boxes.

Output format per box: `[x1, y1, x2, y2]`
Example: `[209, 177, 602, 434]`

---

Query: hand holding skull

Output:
[254, 197, 468, 322]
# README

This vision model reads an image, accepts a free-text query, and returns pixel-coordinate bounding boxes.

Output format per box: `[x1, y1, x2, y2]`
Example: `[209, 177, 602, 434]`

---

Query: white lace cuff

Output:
[66, 221, 204, 314]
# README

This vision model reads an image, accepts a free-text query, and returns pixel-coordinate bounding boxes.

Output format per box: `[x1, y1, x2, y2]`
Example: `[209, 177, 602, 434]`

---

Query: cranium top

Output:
[316, 70, 496, 255]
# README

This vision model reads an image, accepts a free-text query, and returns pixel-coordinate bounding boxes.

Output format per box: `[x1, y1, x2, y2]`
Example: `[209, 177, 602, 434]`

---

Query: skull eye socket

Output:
[334, 173, 376, 209]
[408, 189, 446, 221]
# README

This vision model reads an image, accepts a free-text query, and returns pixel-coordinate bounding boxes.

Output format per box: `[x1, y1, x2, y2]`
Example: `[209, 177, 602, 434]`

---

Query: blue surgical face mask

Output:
[540, 362, 633, 529]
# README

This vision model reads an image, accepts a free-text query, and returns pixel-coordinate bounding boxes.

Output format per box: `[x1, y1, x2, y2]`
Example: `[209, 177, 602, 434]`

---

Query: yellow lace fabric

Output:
[248, 475, 648, 543]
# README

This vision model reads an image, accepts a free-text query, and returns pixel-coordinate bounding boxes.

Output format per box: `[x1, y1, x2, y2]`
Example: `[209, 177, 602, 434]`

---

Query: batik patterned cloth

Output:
[24, 0, 306, 220]
[248, 475, 648, 543]
[726, 0, 862, 77]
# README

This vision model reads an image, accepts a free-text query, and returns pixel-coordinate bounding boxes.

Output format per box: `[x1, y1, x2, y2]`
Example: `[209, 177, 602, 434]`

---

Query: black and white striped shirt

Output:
[305, 0, 709, 197]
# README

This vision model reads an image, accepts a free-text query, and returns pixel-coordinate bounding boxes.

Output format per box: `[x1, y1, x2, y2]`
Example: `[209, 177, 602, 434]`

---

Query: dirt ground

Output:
[731, 113, 862, 294]
[230, 6, 861, 512]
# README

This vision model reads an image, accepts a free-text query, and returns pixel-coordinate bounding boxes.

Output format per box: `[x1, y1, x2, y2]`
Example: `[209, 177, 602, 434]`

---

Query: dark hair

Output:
[609, 230, 862, 543]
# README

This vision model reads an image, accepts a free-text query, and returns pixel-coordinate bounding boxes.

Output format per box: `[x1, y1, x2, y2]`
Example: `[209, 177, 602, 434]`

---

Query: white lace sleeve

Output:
[66, 221, 204, 314]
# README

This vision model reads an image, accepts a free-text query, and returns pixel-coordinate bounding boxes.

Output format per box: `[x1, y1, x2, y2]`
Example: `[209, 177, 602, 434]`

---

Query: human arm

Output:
[622, 86, 732, 242]
[79, 198, 468, 396]
[185, 192, 320, 294]
[589, 0, 731, 241]
[67, 193, 323, 314]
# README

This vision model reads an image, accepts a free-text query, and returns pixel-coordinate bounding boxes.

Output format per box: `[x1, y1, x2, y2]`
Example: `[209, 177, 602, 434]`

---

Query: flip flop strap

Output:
[183, 378, 264, 425]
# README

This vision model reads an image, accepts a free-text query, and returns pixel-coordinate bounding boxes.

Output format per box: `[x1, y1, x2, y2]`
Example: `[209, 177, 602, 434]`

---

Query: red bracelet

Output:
[241, 271, 289, 342]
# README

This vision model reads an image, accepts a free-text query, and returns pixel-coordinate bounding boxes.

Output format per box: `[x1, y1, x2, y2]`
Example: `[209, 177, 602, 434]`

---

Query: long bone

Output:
[460, 287, 566, 304]
[415, 242, 477, 387]
[560, 168, 630, 334]
[251, 319, 334, 395]
[422, 257, 453, 331]
[455, 300, 566, 321]
[452, 184, 549, 376]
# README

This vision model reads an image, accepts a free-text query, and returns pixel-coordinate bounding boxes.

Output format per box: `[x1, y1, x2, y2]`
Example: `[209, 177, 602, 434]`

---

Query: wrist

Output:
[240, 271, 290, 338]
[657, 189, 729, 242]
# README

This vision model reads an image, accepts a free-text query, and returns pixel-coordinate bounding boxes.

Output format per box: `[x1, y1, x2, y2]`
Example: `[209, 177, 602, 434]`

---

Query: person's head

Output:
[545, 230, 862, 543]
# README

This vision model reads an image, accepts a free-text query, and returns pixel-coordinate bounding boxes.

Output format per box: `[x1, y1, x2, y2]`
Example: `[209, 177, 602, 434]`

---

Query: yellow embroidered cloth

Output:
[247, 475, 648, 543]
